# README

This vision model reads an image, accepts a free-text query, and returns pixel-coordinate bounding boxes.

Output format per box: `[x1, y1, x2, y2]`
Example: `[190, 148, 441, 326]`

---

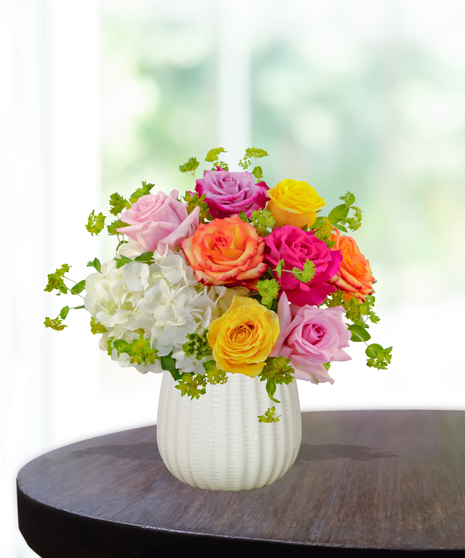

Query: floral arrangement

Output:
[44, 147, 391, 422]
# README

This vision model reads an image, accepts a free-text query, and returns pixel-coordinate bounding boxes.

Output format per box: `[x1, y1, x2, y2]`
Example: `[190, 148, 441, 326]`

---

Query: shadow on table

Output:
[72, 443, 162, 461]
[293, 443, 397, 465]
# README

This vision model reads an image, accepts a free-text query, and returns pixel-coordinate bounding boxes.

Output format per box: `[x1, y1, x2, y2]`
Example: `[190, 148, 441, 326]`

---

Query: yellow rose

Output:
[207, 295, 280, 378]
[267, 179, 326, 228]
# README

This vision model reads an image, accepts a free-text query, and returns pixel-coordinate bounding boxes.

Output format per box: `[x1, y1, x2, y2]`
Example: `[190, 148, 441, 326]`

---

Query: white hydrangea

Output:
[84, 248, 247, 375]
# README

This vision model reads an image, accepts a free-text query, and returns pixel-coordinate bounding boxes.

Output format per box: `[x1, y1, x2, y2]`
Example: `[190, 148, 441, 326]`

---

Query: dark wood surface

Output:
[17, 410, 465, 557]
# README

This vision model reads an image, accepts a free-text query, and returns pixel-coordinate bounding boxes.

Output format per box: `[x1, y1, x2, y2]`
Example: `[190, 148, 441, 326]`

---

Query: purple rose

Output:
[195, 170, 269, 219]
[271, 292, 351, 384]
[264, 225, 342, 306]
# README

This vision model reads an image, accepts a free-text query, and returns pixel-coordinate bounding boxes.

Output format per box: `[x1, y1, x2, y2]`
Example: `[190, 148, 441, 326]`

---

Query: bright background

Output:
[2, 0, 465, 556]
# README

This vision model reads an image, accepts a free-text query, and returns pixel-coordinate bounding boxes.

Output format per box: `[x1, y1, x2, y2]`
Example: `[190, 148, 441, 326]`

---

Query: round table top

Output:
[17, 410, 465, 557]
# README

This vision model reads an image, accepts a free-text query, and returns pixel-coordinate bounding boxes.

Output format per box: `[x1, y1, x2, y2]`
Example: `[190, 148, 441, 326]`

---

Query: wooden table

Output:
[17, 410, 465, 557]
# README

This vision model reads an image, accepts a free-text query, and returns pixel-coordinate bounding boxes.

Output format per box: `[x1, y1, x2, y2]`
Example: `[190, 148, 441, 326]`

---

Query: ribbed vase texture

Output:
[157, 371, 302, 491]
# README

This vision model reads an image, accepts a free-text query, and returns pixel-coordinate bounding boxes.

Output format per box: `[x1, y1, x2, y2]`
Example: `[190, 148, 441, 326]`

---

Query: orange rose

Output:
[181, 216, 268, 288]
[329, 230, 374, 301]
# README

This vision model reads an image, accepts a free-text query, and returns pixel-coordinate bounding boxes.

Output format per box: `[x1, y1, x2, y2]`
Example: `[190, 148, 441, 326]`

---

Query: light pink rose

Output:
[271, 292, 351, 384]
[117, 191, 199, 254]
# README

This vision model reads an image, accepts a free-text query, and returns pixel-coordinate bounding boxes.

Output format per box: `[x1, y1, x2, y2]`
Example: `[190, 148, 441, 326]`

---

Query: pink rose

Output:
[195, 170, 269, 219]
[271, 292, 351, 384]
[117, 191, 199, 254]
[264, 225, 342, 306]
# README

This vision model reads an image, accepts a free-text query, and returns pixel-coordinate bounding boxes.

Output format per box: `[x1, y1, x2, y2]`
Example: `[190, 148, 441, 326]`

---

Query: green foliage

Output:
[107, 332, 158, 366]
[292, 260, 315, 283]
[360, 294, 380, 324]
[238, 147, 269, 170]
[312, 216, 336, 248]
[257, 279, 280, 309]
[70, 280, 86, 295]
[183, 330, 212, 360]
[183, 191, 211, 223]
[109, 192, 130, 216]
[238, 210, 249, 223]
[86, 258, 102, 273]
[251, 166, 264, 182]
[179, 157, 200, 177]
[327, 192, 362, 232]
[275, 259, 285, 278]
[44, 264, 70, 295]
[134, 251, 155, 264]
[175, 373, 207, 399]
[204, 364, 228, 385]
[258, 406, 281, 423]
[205, 147, 229, 170]
[129, 181, 155, 205]
[323, 362, 331, 371]
[366, 344, 392, 370]
[114, 255, 132, 269]
[348, 324, 371, 343]
[59, 306, 70, 320]
[249, 208, 275, 236]
[90, 316, 108, 335]
[107, 219, 129, 236]
[86, 211, 106, 236]
[44, 316, 67, 331]
[259, 356, 294, 404]
[325, 290, 344, 308]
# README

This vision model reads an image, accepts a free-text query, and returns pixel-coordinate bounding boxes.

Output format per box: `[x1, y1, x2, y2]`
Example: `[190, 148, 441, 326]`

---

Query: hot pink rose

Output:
[195, 170, 269, 219]
[264, 225, 342, 306]
[271, 292, 351, 384]
[117, 191, 199, 254]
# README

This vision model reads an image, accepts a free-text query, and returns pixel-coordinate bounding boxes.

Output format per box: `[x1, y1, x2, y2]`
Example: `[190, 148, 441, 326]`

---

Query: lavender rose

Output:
[117, 190, 199, 254]
[264, 225, 342, 306]
[195, 170, 269, 219]
[271, 292, 351, 384]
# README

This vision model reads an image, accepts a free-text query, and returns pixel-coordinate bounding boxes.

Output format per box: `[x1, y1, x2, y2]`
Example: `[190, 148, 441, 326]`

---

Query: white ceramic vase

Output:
[156, 370, 302, 491]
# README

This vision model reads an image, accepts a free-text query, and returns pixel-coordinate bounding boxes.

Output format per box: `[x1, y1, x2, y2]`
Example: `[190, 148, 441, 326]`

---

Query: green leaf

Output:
[292, 260, 315, 283]
[134, 251, 154, 263]
[238, 211, 249, 223]
[112, 339, 130, 357]
[59, 306, 70, 320]
[258, 406, 281, 423]
[340, 192, 356, 206]
[348, 324, 371, 342]
[182, 191, 211, 223]
[238, 147, 269, 170]
[205, 147, 227, 163]
[328, 204, 350, 225]
[107, 219, 129, 236]
[366, 344, 393, 370]
[114, 255, 132, 269]
[179, 157, 200, 175]
[109, 192, 130, 216]
[257, 279, 280, 309]
[366, 343, 384, 358]
[129, 181, 155, 205]
[44, 316, 67, 331]
[70, 280, 86, 295]
[160, 354, 177, 371]
[183, 330, 212, 360]
[86, 258, 102, 273]
[169, 369, 182, 382]
[85, 210, 106, 236]
[249, 209, 275, 237]
[276, 259, 285, 278]
[90, 316, 107, 335]
[251, 166, 263, 181]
